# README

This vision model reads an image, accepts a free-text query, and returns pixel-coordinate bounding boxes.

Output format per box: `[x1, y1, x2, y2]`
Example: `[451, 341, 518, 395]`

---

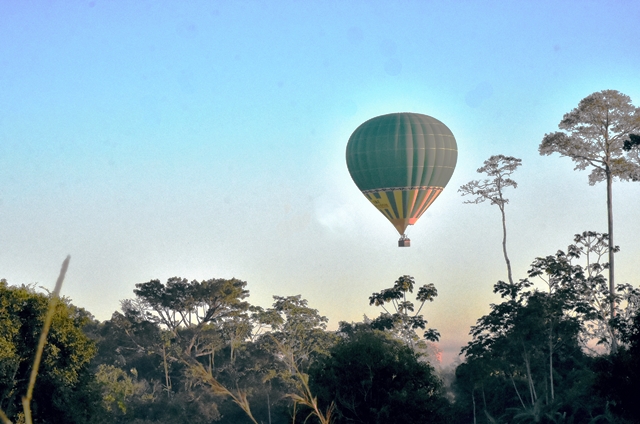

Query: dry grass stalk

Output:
[285, 360, 335, 424]
[270, 337, 334, 424]
[0, 410, 11, 424]
[0, 256, 70, 424]
[183, 356, 260, 424]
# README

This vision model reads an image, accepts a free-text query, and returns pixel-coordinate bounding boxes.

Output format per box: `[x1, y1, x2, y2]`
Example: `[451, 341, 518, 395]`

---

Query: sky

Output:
[1, 0, 640, 365]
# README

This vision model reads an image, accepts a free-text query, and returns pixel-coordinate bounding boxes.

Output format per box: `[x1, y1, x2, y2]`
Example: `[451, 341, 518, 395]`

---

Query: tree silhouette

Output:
[459, 155, 522, 285]
[539, 90, 640, 351]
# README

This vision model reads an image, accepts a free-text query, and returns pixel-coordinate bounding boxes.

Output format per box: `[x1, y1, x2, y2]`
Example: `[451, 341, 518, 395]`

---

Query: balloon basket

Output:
[398, 235, 411, 247]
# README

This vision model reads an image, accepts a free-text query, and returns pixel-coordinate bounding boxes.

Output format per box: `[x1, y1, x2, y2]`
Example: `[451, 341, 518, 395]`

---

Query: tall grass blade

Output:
[21, 255, 71, 424]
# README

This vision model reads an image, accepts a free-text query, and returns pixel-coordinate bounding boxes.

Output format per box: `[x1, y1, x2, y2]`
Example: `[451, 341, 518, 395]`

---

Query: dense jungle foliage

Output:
[1, 249, 639, 424]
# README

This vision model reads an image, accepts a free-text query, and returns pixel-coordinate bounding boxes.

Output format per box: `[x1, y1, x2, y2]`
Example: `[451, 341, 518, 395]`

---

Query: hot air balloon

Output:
[346, 112, 458, 247]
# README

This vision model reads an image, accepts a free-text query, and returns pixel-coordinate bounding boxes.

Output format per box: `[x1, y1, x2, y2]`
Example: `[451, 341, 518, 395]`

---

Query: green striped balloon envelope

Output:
[346, 112, 458, 236]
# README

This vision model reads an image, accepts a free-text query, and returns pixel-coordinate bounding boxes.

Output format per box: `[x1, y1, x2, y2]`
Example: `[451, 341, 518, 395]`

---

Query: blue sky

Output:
[2, 0, 640, 364]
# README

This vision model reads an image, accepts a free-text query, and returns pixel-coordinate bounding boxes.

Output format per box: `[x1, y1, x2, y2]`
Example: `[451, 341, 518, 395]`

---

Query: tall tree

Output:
[456, 233, 640, 421]
[526, 231, 630, 351]
[368, 275, 440, 351]
[459, 155, 522, 285]
[132, 276, 251, 359]
[460, 275, 591, 422]
[260, 295, 335, 369]
[310, 327, 448, 424]
[539, 90, 640, 349]
[129, 277, 263, 423]
[254, 295, 338, 424]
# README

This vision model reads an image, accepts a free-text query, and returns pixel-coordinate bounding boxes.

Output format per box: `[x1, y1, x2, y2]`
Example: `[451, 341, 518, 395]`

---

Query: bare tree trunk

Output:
[163, 345, 171, 399]
[510, 374, 526, 409]
[267, 388, 272, 424]
[549, 323, 554, 401]
[500, 205, 514, 285]
[522, 345, 537, 405]
[481, 382, 487, 414]
[472, 388, 477, 424]
[545, 372, 549, 405]
[525, 361, 535, 405]
[606, 170, 618, 353]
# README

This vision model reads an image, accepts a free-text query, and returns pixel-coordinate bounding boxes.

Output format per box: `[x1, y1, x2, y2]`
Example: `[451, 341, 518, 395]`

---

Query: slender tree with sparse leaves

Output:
[459, 155, 522, 286]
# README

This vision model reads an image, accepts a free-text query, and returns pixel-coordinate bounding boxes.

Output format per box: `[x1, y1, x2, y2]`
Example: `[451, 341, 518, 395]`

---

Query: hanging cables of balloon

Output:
[398, 233, 411, 247]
